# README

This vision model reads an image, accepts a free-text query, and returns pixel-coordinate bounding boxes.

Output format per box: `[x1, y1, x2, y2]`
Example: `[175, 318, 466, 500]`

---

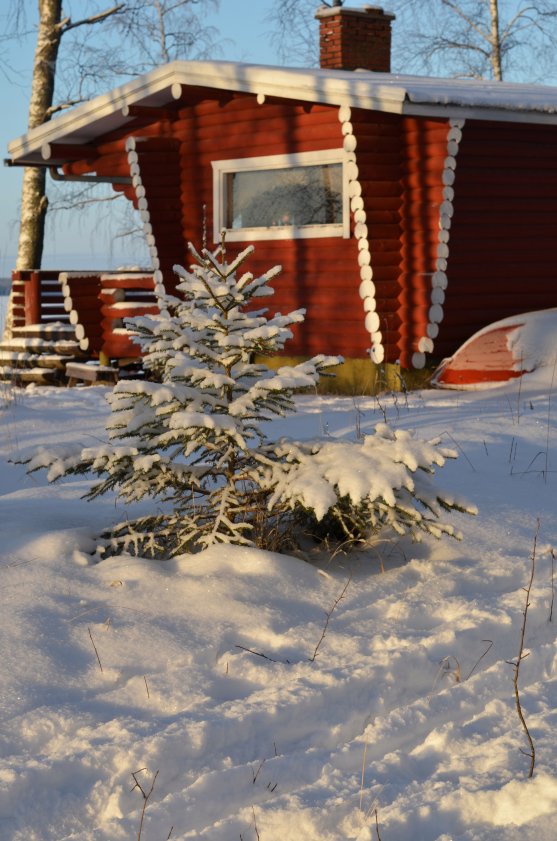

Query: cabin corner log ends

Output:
[10, 268, 157, 365]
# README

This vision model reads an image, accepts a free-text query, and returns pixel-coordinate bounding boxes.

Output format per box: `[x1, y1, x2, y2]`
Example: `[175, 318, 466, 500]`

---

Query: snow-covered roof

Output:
[8, 59, 557, 165]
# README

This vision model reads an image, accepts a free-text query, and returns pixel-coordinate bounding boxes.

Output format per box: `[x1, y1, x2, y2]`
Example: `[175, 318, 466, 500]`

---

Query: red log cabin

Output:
[6, 5, 557, 387]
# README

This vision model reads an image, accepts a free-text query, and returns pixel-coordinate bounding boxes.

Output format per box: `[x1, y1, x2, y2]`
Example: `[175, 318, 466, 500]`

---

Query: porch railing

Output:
[11, 270, 69, 327]
[11, 268, 157, 364]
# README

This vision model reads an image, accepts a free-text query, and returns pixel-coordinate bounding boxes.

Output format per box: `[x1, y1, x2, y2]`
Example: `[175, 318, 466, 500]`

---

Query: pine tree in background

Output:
[22, 242, 475, 560]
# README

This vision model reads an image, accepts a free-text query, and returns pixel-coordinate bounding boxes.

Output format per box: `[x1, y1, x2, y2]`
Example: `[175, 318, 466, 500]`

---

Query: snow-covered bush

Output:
[270, 425, 475, 544]
[20, 242, 475, 558]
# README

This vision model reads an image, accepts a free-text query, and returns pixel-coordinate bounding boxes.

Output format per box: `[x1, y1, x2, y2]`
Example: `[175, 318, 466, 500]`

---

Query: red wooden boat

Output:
[432, 309, 557, 389]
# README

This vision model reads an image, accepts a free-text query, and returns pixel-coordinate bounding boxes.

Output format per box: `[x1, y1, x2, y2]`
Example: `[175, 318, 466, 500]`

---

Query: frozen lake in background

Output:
[0, 281, 9, 330]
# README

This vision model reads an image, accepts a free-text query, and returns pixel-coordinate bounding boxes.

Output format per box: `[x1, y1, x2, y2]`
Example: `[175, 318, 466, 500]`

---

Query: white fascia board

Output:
[174, 63, 409, 111]
[8, 62, 188, 162]
[7, 62, 408, 163]
[8, 60, 557, 163]
[403, 101, 557, 125]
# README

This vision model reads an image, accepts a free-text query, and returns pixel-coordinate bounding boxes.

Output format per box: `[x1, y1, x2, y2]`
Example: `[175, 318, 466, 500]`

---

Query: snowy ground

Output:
[1, 371, 557, 840]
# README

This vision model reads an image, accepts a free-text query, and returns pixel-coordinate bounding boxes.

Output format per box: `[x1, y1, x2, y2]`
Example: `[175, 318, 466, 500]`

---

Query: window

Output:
[212, 150, 349, 242]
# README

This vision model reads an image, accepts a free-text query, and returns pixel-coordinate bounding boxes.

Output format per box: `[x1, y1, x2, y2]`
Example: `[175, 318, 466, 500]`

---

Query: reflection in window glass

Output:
[226, 164, 342, 230]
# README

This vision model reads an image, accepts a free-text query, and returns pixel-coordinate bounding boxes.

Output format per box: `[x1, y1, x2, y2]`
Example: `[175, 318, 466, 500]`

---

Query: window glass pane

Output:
[226, 163, 342, 229]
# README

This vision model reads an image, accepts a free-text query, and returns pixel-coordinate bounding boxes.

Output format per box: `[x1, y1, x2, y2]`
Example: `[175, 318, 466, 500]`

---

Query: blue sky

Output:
[0, 0, 321, 276]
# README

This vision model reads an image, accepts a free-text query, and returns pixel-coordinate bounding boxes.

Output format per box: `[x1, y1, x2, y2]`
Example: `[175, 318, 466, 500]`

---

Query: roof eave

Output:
[8, 60, 557, 167]
[402, 100, 557, 125]
[6, 61, 408, 166]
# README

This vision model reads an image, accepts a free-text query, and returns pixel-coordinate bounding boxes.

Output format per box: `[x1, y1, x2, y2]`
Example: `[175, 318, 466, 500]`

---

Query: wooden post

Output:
[24, 271, 41, 325]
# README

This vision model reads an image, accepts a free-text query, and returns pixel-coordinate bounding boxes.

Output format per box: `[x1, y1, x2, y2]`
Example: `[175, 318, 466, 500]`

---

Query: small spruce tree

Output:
[21, 242, 475, 559]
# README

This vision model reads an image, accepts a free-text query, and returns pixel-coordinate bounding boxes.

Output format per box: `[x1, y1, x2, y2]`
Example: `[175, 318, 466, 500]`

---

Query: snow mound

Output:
[1, 386, 557, 839]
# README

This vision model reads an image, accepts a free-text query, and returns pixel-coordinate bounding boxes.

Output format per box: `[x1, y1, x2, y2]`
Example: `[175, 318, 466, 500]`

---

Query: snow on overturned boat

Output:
[432, 308, 557, 389]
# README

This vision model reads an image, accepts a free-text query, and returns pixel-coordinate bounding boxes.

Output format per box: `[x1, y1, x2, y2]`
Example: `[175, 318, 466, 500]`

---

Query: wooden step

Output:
[0, 320, 87, 385]
[0, 351, 78, 370]
[0, 338, 83, 355]
[12, 322, 77, 341]
[0, 367, 60, 385]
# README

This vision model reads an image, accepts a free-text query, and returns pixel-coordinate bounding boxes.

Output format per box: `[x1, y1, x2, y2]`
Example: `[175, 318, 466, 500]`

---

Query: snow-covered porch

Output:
[1, 269, 157, 384]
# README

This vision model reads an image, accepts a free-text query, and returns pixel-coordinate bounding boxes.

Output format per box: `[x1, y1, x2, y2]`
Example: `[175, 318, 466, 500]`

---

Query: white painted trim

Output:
[125, 138, 163, 294]
[340, 107, 385, 365]
[402, 102, 557, 126]
[10, 60, 557, 166]
[214, 225, 346, 243]
[413, 118, 465, 369]
[212, 149, 350, 243]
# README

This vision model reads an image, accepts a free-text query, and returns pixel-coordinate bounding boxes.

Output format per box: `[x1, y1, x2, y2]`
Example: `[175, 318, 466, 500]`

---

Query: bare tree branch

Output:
[507, 520, 539, 779]
[45, 97, 88, 117]
[270, 0, 557, 82]
[441, 0, 491, 43]
[399, 0, 557, 80]
[60, 4, 126, 35]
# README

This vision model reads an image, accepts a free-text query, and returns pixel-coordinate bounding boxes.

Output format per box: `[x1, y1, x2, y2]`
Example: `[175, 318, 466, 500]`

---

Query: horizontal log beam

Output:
[42, 143, 97, 161]
[121, 103, 178, 121]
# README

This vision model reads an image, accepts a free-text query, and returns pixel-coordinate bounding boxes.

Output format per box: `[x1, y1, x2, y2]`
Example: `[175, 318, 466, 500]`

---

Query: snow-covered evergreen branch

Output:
[17, 241, 475, 559]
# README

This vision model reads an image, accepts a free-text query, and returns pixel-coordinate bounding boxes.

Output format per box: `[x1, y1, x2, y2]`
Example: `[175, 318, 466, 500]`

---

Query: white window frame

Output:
[212, 149, 350, 243]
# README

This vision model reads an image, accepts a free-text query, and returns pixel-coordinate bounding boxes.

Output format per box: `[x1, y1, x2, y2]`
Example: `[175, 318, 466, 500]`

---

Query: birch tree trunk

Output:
[16, 0, 63, 272]
[489, 0, 503, 81]
[5, 1, 124, 337]
[11, 0, 215, 280]
[3, 0, 62, 338]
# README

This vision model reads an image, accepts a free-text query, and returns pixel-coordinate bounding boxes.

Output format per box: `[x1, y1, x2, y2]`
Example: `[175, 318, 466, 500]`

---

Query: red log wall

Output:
[64, 95, 557, 370]
[108, 96, 374, 359]
[349, 108, 404, 364]
[177, 96, 370, 358]
[436, 119, 557, 360]
[398, 118, 448, 368]
[65, 96, 453, 365]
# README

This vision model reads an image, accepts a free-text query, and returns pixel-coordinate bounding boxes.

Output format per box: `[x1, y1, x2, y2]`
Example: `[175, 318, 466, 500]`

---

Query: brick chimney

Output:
[315, 5, 395, 73]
